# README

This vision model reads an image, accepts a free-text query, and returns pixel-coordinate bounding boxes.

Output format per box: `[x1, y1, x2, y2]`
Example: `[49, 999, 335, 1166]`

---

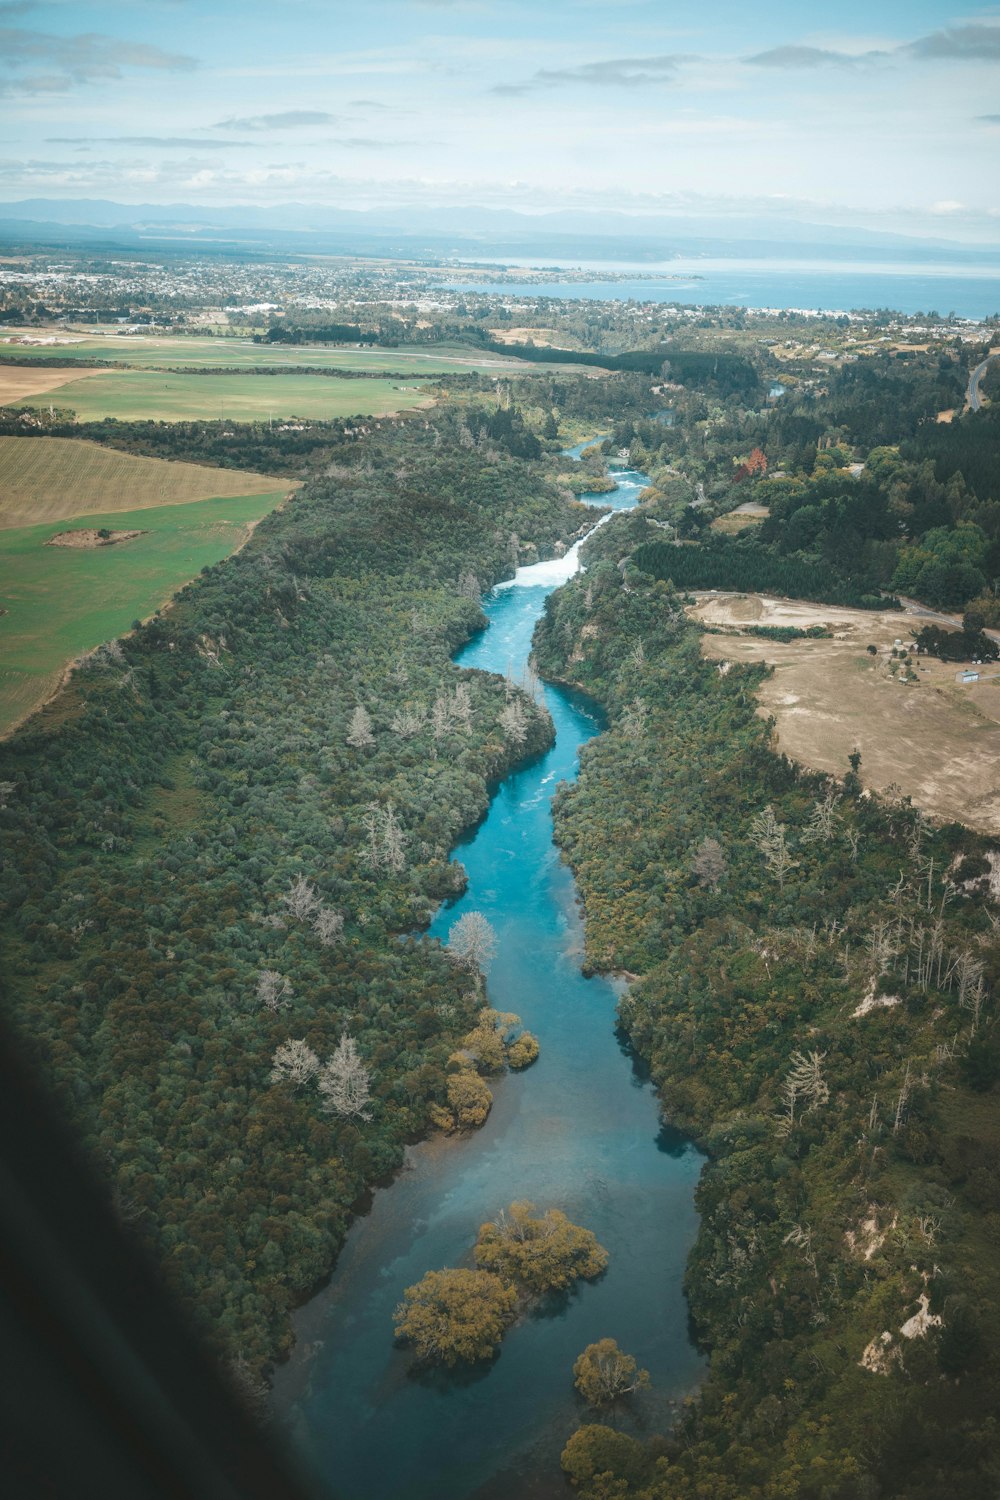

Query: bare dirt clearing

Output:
[692, 592, 1000, 834]
[47, 528, 145, 548]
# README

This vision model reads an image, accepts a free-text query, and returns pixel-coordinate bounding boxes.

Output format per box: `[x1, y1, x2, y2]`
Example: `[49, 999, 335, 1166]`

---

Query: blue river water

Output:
[447, 256, 1000, 320]
[272, 463, 706, 1499]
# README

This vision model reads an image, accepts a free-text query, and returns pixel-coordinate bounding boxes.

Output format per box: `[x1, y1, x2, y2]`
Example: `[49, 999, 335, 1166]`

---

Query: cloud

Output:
[493, 53, 695, 95]
[0, 25, 195, 93]
[746, 23, 1000, 71]
[978, 113, 1000, 123]
[47, 136, 252, 149]
[744, 44, 881, 69]
[213, 110, 340, 130]
[905, 24, 1000, 61]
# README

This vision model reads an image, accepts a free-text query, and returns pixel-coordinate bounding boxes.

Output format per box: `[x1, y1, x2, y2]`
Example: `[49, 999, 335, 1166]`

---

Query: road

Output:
[896, 595, 1000, 648]
[967, 348, 1000, 411]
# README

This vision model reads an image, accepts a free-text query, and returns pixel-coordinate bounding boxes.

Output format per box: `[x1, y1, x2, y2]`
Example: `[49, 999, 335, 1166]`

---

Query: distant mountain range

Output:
[0, 198, 996, 265]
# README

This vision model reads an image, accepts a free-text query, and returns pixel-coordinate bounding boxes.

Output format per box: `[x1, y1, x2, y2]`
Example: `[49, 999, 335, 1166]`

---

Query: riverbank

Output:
[532, 514, 1000, 1497]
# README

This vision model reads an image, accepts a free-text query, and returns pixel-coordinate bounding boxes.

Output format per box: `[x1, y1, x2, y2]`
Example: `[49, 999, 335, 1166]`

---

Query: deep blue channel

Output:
[273, 460, 706, 1500]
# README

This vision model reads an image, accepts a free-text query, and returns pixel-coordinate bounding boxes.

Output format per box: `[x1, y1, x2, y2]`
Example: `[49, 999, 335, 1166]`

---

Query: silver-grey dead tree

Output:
[257, 969, 293, 1011]
[778, 1049, 829, 1137]
[620, 698, 649, 741]
[313, 907, 345, 946]
[361, 801, 406, 875]
[283, 875, 321, 923]
[801, 786, 841, 843]
[750, 805, 799, 889]
[317, 1035, 373, 1120]
[692, 837, 727, 890]
[347, 705, 375, 750]
[447, 911, 498, 972]
[499, 699, 529, 747]
[269, 1038, 320, 1087]
[391, 704, 426, 739]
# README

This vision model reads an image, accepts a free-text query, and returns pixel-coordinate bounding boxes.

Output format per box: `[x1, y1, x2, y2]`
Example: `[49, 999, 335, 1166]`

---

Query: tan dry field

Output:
[488, 327, 568, 347]
[711, 502, 769, 536]
[0, 436, 289, 528]
[692, 592, 1000, 835]
[0, 364, 114, 405]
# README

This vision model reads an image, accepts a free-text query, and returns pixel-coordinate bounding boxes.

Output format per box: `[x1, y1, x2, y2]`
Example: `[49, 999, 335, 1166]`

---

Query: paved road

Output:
[896, 595, 1000, 647]
[967, 348, 1000, 411]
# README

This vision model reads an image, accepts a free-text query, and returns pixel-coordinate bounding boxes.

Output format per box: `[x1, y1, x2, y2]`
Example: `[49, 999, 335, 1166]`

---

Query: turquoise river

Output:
[273, 454, 706, 1499]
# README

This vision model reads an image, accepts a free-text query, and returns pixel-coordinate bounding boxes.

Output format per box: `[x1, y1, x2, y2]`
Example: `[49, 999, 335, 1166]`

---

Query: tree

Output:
[317, 1034, 373, 1120]
[256, 969, 292, 1011]
[692, 836, 727, 889]
[778, 1049, 830, 1136]
[446, 1069, 493, 1129]
[506, 1031, 539, 1069]
[459, 1010, 508, 1073]
[393, 1268, 517, 1366]
[561, 1426, 648, 1489]
[619, 698, 648, 742]
[346, 705, 375, 750]
[362, 801, 406, 875]
[801, 787, 841, 844]
[749, 805, 798, 889]
[390, 705, 426, 739]
[312, 906, 344, 946]
[474, 1201, 608, 1292]
[499, 699, 529, 747]
[269, 1038, 320, 1088]
[573, 1339, 650, 1406]
[282, 875, 320, 922]
[447, 911, 497, 972]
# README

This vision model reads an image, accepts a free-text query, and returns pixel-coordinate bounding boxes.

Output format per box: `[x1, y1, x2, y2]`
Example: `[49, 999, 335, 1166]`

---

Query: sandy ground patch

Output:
[47, 528, 146, 548]
[937, 409, 956, 423]
[0, 364, 116, 404]
[692, 592, 1000, 834]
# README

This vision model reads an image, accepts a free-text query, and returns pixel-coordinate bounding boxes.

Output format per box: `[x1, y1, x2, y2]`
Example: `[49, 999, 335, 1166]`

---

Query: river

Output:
[273, 459, 705, 1499]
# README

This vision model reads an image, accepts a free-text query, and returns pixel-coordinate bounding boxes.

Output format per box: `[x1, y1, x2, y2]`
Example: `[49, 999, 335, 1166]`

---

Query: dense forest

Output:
[593, 353, 1000, 617]
[4, 318, 1000, 1492]
[0, 404, 590, 1384]
[533, 520, 1000, 1498]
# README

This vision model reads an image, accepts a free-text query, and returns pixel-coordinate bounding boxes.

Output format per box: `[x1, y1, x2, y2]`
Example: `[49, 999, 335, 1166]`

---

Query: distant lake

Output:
[447, 256, 1000, 321]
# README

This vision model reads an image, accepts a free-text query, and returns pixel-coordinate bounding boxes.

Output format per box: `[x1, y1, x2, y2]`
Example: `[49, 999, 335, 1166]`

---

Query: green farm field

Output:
[0, 490, 285, 734]
[0, 331, 531, 373]
[12, 369, 434, 423]
[0, 435, 288, 527]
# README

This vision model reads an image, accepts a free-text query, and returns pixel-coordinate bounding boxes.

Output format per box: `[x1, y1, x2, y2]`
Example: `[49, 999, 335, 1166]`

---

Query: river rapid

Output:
[273, 457, 705, 1499]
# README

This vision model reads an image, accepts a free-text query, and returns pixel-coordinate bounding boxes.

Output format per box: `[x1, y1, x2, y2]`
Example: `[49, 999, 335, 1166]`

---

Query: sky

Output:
[1, 0, 999, 242]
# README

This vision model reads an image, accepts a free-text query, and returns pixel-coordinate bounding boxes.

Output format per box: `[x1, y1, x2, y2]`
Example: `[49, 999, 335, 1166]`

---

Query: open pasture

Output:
[693, 591, 1000, 834]
[0, 435, 289, 528]
[0, 489, 286, 735]
[10, 369, 434, 423]
[0, 362, 115, 406]
[1, 331, 532, 373]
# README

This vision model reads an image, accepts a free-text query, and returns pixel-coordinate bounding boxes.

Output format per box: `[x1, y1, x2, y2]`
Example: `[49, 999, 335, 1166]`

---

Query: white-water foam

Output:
[494, 511, 614, 591]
